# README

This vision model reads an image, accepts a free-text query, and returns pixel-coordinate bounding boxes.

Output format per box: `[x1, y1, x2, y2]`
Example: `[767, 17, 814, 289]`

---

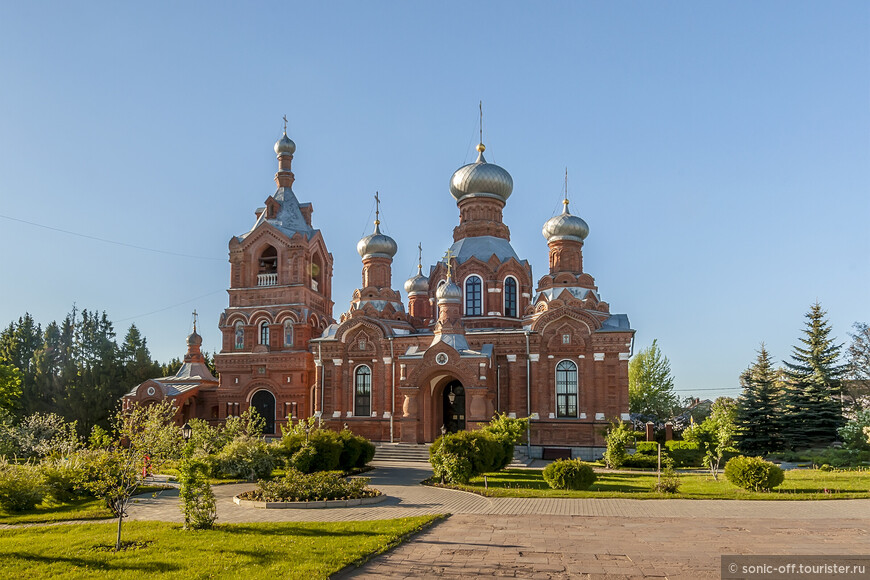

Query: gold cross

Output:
[282, 115, 288, 133]
[443, 249, 455, 279]
[417, 243, 423, 268]
[374, 191, 380, 225]
[192, 309, 198, 332]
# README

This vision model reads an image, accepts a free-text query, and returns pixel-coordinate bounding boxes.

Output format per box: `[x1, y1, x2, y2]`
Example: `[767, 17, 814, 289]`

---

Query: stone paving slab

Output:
[127, 461, 870, 524]
[342, 514, 869, 579]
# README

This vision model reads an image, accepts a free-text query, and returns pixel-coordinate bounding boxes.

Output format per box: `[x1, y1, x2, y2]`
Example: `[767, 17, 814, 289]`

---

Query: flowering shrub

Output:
[243, 468, 378, 502]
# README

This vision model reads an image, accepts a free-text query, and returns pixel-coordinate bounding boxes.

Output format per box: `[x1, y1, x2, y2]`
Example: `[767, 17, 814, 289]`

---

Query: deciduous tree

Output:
[629, 339, 679, 424]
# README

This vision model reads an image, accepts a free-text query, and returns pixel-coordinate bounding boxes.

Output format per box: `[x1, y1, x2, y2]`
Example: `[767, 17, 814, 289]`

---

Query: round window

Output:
[435, 352, 449, 365]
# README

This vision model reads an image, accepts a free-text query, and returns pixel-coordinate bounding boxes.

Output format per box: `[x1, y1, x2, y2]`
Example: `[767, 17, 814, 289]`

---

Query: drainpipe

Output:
[525, 330, 531, 457]
[496, 363, 501, 414]
[389, 336, 395, 443]
[318, 342, 324, 428]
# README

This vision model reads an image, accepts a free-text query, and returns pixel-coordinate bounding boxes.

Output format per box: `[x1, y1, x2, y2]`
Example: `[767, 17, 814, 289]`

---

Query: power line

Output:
[0, 213, 224, 261]
[115, 289, 225, 323]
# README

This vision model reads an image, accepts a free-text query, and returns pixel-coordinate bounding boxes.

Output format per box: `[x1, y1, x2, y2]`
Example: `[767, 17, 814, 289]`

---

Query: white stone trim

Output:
[580, 412, 587, 419]
[618, 352, 630, 361]
[595, 412, 605, 420]
[506, 354, 517, 363]
[383, 357, 392, 364]
[331, 359, 342, 366]
[383, 411, 391, 418]
[346, 411, 352, 417]
[530, 354, 540, 362]
[620, 413, 631, 420]
[594, 353, 605, 361]
[332, 411, 341, 418]
[577, 355, 585, 359]
[487, 288, 500, 293]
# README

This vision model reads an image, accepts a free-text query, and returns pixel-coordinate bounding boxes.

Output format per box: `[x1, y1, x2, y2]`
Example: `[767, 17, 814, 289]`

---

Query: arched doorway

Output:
[251, 390, 276, 434]
[442, 380, 465, 434]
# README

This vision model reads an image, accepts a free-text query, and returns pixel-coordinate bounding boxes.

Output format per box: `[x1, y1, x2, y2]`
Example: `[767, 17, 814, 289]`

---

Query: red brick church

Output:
[123, 125, 634, 458]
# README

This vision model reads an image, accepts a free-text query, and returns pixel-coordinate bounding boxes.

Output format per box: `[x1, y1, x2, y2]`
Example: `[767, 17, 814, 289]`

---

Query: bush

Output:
[622, 454, 660, 469]
[652, 456, 680, 494]
[0, 460, 45, 511]
[251, 468, 378, 502]
[724, 456, 785, 491]
[634, 441, 659, 456]
[603, 421, 634, 469]
[178, 457, 216, 530]
[429, 431, 506, 484]
[482, 413, 529, 470]
[838, 410, 870, 451]
[542, 459, 597, 490]
[215, 437, 275, 480]
[277, 428, 375, 473]
[664, 440, 703, 467]
[39, 457, 89, 503]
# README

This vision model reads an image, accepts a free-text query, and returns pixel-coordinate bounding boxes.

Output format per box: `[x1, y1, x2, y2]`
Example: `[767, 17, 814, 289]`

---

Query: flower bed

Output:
[234, 469, 383, 509]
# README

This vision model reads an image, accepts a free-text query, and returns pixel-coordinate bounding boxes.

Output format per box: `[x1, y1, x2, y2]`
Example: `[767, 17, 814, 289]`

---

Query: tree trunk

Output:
[115, 512, 123, 551]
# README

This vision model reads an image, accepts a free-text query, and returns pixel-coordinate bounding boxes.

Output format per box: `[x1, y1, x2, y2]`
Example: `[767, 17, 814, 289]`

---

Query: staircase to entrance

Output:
[372, 443, 431, 463]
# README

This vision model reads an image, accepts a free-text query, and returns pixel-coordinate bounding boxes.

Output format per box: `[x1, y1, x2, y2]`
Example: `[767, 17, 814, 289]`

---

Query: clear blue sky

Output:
[1, 2, 867, 400]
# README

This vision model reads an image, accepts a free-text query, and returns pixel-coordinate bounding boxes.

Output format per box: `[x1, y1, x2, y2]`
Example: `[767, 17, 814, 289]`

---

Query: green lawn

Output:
[0, 517, 440, 579]
[0, 497, 112, 525]
[441, 468, 870, 500]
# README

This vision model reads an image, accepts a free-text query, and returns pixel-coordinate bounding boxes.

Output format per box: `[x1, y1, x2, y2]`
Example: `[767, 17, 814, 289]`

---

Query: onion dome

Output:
[186, 329, 203, 347]
[357, 222, 398, 260]
[404, 264, 429, 296]
[436, 277, 462, 303]
[274, 131, 296, 156]
[542, 199, 589, 243]
[449, 143, 513, 203]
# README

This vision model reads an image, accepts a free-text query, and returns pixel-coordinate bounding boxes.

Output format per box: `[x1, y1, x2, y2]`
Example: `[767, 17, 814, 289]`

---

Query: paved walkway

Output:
[127, 460, 870, 523]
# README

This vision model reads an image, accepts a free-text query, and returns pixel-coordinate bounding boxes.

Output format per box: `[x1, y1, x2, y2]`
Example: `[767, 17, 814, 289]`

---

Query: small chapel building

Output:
[123, 124, 634, 459]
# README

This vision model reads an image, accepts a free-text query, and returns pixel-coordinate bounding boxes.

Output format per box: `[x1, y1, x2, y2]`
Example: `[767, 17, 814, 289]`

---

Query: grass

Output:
[0, 497, 112, 526]
[435, 468, 870, 500]
[0, 516, 441, 579]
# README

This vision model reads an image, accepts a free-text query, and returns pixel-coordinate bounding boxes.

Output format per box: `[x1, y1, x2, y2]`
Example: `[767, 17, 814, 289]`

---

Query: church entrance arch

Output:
[251, 389, 276, 434]
[442, 380, 466, 434]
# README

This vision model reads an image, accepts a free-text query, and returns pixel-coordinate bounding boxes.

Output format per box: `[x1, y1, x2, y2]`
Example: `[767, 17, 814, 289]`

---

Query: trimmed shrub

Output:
[215, 437, 275, 480]
[277, 429, 375, 473]
[542, 459, 597, 490]
[622, 454, 659, 469]
[287, 444, 317, 473]
[305, 430, 342, 473]
[664, 440, 703, 467]
[429, 431, 506, 484]
[0, 460, 45, 511]
[481, 413, 529, 470]
[635, 442, 659, 456]
[652, 456, 680, 494]
[724, 456, 785, 491]
[337, 431, 363, 471]
[356, 438, 376, 468]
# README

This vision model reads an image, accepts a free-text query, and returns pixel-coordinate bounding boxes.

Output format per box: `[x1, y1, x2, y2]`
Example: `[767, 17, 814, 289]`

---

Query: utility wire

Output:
[115, 289, 225, 323]
[0, 213, 224, 261]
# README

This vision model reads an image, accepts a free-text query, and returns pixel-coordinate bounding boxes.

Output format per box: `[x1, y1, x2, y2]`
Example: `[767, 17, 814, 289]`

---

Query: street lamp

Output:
[447, 384, 456, 405]
[181, 422, 192, 441]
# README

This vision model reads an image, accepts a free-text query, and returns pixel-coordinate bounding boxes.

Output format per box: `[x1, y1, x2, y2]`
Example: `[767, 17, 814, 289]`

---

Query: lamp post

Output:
[181, 422, 192, 442]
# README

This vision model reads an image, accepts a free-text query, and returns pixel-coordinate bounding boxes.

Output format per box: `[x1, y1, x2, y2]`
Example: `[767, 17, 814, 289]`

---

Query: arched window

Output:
[465, 275, 482, 316]
[284, 320, 294, 347]
[258, 246, 277, 274]
[259, 321, 270, 346]
[234, 321, 244, 350]
[556, 360, 578, 418]
[504, 276, 518, 317]
[354, 365, 371, 417]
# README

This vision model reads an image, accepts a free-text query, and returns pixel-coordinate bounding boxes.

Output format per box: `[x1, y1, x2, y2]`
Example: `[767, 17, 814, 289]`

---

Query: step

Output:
[373, 443, 431, 462]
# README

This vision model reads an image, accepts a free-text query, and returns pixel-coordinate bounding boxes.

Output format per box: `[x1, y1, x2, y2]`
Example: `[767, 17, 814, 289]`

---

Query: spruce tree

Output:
[735, 344, 782, 454]
[781, 302, 847, 448]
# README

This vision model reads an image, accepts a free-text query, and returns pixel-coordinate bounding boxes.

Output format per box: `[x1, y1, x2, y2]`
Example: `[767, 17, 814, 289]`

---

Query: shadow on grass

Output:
[3, 552, 182, 573]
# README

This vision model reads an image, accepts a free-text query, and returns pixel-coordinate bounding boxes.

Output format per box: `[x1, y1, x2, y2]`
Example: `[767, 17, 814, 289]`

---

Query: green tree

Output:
[0, 314, 43, 419]
[629, 339, 679, 424]
[781, 302, 847, 448]
[119, 324, 161, 392]
[0, 365, 22, 414]
[735, 344, 783, 454]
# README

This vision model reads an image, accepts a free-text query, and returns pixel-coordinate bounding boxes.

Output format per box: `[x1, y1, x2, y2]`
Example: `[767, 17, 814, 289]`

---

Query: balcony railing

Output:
[257, 273, 278, 286]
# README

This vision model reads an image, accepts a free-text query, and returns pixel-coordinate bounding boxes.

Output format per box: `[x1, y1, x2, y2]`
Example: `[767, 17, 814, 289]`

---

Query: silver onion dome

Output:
[357, 222, 398, 260]
[542, 200, 589, 243]
[404, 265, 429, 296]
[436, 277, 462, 303]
[449, 144, 513, 203]
[186, 329, 203, 347]
[274, 131, 296, 156]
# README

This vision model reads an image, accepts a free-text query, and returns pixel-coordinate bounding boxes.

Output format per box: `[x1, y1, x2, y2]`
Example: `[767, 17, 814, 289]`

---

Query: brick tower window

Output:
[284, 320, 294, 347]
[556, 360, 578, 418]
[465, 275, 482, 316]
[259, 321, 270, 346]
[354, 365, 371, 416]
[504, 276, 518, 317]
